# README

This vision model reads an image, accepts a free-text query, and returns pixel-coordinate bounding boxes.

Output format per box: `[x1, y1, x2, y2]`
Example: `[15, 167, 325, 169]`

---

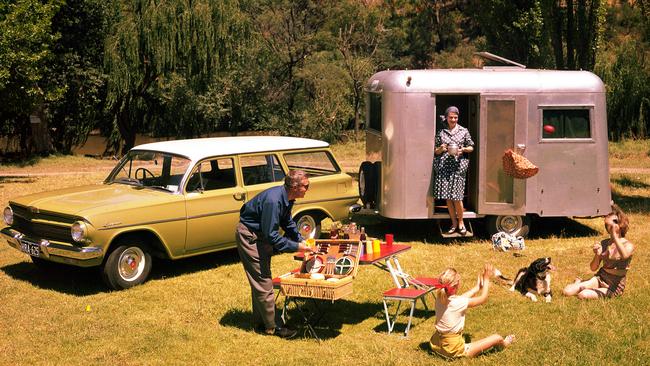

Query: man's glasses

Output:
[299, 183, 309, 190]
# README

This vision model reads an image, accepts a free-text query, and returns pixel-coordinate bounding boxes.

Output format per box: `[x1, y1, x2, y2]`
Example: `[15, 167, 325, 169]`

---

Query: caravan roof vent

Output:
[474, 52, 526, 69]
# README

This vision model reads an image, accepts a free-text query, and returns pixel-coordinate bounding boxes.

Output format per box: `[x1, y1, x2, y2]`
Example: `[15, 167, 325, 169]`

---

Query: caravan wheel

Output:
[358, 161, 377, 206]
[486, 215, 531, 238]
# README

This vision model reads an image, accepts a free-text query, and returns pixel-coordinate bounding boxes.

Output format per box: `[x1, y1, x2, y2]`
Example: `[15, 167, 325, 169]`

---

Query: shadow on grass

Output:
[372, 306, 433, 336]
[351, 213, 600, 243]
[613, 175, 650, 189]
[0, 248, 241, 295]
[527, 217, 599, 239]
[0, 176, 38, 184]
[0, 154, 43, 166]
[612, 190, 650, 214]
[150, 248, 240, 281]
[220, 299, 385, 340]
[0, 261, 106, 295]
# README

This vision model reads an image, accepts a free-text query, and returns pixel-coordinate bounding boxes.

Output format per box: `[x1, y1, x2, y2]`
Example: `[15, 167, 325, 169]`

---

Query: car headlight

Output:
[3, 206, 13, 225]
[71, 221, 87, 242]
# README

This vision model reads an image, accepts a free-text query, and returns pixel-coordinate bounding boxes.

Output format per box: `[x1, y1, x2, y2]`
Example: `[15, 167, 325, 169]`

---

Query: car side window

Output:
[187, 157, 236, 192]
[240, 154, 285, 186]
[283, 150, 340, 177]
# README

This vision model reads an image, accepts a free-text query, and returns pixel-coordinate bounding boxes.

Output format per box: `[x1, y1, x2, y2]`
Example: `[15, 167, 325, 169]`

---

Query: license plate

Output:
[20, 240, 40, 257]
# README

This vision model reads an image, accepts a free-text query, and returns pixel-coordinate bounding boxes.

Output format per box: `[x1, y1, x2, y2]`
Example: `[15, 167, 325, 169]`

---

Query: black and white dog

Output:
[495, 257, 555, 302]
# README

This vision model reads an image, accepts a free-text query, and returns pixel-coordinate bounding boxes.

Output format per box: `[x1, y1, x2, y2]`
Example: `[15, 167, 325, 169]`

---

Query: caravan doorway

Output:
[433, 95, 480, 218]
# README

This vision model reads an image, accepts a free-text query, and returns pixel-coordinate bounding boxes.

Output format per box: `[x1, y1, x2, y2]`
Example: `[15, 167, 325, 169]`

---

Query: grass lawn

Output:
[0, 139, 649, 365]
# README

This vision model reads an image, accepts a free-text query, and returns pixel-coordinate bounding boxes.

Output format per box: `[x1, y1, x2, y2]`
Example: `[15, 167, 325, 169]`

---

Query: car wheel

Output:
[295, 212, 322, 239]
[486, 215, 531, 238]
[101, 241, 152, 290]
[359, 161, 376, 207]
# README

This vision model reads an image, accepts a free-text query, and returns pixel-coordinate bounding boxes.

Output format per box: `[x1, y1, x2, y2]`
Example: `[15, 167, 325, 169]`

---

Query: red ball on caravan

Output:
[543, 125, 556, 134]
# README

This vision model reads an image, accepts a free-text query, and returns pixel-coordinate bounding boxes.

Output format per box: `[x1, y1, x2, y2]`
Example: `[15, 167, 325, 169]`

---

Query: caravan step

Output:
[438, 220, 474, 238]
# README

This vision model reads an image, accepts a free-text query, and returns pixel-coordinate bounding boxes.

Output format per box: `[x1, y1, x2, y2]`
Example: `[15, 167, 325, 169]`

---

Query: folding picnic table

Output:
[281, 242, 431, 339]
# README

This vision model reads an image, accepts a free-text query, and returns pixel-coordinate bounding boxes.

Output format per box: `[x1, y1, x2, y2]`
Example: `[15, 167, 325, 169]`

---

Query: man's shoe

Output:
[273, 327, 298, 339]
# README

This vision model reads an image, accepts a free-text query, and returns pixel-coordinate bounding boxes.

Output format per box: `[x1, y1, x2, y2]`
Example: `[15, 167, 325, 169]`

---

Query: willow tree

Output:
[103, 0, 247, 154]
[0, 0, 61, 156]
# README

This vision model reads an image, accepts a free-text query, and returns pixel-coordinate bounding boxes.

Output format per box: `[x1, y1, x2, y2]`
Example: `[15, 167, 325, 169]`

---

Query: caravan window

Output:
[367, 92, 382, 131]
[541, 108, 591, 139]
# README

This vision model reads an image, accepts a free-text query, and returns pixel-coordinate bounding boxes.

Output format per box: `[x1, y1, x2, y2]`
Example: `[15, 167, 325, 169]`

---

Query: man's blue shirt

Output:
[239, 185, 302, 253]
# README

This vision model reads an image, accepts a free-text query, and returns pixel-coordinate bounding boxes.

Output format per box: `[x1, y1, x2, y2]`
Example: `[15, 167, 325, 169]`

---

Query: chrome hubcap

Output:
[498, 216, 522, 233]
[298, 216, 317, 239]
[118, 247, 146, 282]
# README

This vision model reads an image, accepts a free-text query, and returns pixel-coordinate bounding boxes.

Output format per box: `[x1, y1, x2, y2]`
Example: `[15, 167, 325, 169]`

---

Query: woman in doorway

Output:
[434, 106, 475, 235]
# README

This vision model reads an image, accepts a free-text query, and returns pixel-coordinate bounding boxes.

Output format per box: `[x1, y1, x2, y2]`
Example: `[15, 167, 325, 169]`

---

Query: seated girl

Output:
[429, 264, 515, 359]
[563, 204, 634, 299]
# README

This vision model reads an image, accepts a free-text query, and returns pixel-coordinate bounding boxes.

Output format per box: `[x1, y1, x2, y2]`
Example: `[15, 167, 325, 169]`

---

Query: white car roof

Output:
[132, 136, 330, 161]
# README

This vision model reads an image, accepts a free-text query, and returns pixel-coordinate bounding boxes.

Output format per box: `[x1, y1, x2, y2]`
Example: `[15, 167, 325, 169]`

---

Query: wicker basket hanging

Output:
[502, 149, 539, 179]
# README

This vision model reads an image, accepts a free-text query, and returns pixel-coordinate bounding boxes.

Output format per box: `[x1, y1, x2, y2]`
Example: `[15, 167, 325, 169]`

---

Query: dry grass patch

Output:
[1, 141, 649, 365]
[609, 139, 650, 169]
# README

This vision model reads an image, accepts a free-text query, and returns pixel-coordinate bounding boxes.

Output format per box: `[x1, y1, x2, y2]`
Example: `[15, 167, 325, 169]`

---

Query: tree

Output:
[249, 0, 327, 118]
[473, 0, 606, 70]
[47, 0, 114, 153]
[103, 0, 248, 154]
[330, 1, 384, 134]
[595, 2, 650, 140]
[0, 0, 62, 156]
[472, 0, 551, 68]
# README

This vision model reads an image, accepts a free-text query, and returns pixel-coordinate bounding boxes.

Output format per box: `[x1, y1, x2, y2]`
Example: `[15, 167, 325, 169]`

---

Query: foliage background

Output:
[0, 0, 649, 157]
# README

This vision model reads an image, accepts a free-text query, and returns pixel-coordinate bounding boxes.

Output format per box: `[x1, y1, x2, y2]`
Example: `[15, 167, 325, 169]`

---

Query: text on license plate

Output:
[20, 241, 40, 257]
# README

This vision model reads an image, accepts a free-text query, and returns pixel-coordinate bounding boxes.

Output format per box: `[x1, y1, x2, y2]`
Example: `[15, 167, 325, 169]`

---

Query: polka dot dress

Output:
[434, 125, 474, 201]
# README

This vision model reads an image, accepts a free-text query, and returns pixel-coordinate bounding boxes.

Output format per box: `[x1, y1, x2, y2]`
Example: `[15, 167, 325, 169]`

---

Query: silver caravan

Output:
[359, 65, 611, 237]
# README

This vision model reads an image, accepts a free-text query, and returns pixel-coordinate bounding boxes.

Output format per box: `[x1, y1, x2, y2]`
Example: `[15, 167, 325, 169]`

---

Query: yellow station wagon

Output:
[2, 136, 360, 290]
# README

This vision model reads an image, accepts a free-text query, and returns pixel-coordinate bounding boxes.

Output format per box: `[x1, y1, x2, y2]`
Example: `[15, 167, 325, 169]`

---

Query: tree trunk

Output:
[576, 0, 588, 69]
[353, 89, 361, 135]
[116, 95, 136, 155]
[29, 106, 53, 154]
[550, 0, 565, 69]
[566, 0, 576, 69]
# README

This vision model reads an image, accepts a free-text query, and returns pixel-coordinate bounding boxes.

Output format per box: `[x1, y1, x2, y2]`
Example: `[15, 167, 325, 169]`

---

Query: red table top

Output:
[358, 243, 411, 264]
[293, 243, 411, 264]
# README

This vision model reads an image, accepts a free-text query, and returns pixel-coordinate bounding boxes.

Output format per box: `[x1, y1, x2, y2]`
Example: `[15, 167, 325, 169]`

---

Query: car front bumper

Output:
[1, 227, 103, 267]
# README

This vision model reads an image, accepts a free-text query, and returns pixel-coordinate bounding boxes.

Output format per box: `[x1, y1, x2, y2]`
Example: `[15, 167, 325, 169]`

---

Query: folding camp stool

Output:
[382, 287, 429, 337]
[380, 255, 437, 309]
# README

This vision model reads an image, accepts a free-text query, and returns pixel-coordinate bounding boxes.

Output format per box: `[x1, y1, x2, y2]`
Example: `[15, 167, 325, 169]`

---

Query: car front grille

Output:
[10, 204, 77, 243]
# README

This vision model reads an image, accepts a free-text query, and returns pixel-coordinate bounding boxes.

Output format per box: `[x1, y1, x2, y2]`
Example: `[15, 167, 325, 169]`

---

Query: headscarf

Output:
[445, 106, 459, 117]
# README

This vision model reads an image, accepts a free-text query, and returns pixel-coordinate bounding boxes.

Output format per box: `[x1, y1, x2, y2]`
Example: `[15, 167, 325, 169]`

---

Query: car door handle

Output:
[233, 192, 246, 201]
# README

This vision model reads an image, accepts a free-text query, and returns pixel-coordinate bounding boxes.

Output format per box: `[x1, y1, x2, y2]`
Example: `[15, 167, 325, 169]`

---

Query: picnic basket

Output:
[279, 239, 362, 301]
[502, 149, 539, 179]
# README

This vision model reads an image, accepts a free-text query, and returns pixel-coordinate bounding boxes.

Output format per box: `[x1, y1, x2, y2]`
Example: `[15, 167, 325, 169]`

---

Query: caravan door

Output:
[477, 96, 527, 215]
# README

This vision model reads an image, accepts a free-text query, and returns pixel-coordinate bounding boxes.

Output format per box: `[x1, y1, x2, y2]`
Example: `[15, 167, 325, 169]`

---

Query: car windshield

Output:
[106, 151, 191, 192]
